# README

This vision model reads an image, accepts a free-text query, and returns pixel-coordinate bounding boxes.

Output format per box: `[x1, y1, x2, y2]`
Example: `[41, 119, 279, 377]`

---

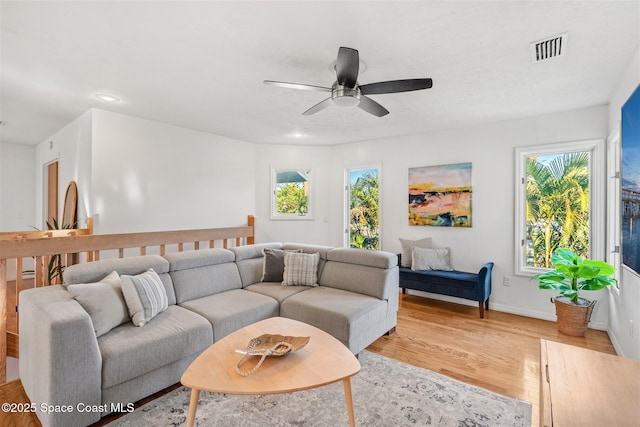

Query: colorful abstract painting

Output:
[408, 163, 472, 227]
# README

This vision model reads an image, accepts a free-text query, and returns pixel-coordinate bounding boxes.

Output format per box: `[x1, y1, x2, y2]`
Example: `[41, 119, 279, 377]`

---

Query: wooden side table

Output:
[540, 339, 640, 426]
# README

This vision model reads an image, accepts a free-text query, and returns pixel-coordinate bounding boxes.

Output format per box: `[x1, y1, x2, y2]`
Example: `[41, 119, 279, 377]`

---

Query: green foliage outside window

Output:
[350, 172, 379, 250]
[526, 152, 590, 268]
[275, 182, 308, 215]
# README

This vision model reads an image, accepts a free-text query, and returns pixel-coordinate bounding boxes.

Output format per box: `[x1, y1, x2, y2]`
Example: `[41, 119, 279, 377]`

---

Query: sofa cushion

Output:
[98, 305, 212, 389]
[245, 282, 313, 304]
[320, 258, 398, 301]
[411, 246, 453, 271]
[327, 247, 397, 269]
[164, 249, 242, 304]
[280, 286, 388, 343]
[63, 255, 176, 306]
[399, 237, 432, 267]
[66, 271, 129, 337]
[229, 242, 282, 262]
[164, 248, 235, 271]
[230, 243, 283, 287]
[282, 252, 320, 286]
[179, 289, 279, 341]
[121, 269, 169, 326]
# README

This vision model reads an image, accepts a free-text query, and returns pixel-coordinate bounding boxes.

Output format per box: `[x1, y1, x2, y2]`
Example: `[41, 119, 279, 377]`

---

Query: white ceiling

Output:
[1, 1, 638, 147]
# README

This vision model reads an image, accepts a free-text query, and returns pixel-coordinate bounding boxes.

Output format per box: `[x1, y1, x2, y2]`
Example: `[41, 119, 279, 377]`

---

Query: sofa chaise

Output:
[19, 242, 399, 427]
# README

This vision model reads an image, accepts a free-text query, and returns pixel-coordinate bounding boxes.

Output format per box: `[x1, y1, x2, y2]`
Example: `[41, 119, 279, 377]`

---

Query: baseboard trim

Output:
[607, 329, 626, 357]
[404, 290, 608, 331]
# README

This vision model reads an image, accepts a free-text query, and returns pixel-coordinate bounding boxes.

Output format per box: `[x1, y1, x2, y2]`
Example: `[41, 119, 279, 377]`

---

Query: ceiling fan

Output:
[264, 47, 433, 117]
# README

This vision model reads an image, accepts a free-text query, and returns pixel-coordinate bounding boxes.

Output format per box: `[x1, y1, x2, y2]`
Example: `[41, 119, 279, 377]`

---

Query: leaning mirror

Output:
[62, 181, 78, 228]
[270, 168, 313, 220]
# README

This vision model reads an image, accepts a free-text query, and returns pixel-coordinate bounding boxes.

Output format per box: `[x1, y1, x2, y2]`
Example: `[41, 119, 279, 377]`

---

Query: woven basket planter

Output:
[552, 296, 596, 337]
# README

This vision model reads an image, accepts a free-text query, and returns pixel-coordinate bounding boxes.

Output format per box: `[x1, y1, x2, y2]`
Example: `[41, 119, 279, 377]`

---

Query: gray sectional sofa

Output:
[18, 242, 399, 427]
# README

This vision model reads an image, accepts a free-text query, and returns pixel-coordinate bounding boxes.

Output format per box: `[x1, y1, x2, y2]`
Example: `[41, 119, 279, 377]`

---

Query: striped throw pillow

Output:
[121, 268, 169, 326]
[282, 252, 320, 287]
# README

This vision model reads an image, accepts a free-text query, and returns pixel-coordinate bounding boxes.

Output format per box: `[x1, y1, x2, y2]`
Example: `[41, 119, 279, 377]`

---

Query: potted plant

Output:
[533, 248, 617, 336]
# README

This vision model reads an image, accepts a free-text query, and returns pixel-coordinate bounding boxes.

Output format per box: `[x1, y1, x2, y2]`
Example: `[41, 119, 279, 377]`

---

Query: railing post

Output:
[247, 215, 255, 245]
[0, 258, 7, 384]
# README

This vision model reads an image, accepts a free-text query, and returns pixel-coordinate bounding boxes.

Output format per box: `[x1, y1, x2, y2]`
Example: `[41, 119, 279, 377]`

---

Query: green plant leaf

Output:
[580, 276, 618, 291]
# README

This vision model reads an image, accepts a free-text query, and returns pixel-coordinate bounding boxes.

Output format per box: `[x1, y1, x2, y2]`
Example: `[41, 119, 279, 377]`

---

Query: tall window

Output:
[346, 168, 380, 250]
[515, 139, 605, 275]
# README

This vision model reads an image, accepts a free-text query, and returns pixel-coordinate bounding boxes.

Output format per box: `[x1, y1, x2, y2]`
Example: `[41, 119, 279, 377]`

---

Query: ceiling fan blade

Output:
[358, 95, 389, 117]
[302, 98, 333, 115]
[264, 80, 332, 92]
[360, 78, 433, 95]
[336, 47, 359, 88]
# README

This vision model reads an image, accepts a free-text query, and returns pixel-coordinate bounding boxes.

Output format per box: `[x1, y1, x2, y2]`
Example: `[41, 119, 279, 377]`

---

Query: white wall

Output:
[34, 110, 93, 229]
[0, 142, 35, 230]
[254, 143, 334, 244]
[608, 48, 640, 359]
[90, 110, 256, 233]
[258, 105, 611, 329]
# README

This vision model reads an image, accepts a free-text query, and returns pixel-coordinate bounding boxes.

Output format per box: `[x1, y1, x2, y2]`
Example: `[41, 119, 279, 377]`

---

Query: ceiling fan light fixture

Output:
[331, 84, 361, 107]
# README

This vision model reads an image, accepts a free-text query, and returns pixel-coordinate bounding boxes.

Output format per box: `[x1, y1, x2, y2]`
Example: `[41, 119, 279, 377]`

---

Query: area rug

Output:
[109, 351, 531, 426]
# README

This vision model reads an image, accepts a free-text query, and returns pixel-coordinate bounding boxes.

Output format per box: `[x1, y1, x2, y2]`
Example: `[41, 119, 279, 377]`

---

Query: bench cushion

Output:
[399, 268, 481, 301]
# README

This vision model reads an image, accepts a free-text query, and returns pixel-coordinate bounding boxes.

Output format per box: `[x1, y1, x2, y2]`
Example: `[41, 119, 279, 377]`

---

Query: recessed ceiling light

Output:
[94, 93, 121, 103]
[290, 131, 308, 139]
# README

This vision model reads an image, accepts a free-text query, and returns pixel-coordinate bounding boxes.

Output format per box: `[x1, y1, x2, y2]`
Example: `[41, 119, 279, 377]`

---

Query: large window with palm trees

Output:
[346, 168, 380, 250]
[515, 139, 605, 275]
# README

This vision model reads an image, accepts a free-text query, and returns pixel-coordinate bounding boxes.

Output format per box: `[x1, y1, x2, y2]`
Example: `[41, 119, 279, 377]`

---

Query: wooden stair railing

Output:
[0, 214, 255, 384]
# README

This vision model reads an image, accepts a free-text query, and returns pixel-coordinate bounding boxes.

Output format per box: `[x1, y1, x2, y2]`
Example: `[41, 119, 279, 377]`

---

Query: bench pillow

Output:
[399, 237, 433, 267]
[412, 246, 453, 271]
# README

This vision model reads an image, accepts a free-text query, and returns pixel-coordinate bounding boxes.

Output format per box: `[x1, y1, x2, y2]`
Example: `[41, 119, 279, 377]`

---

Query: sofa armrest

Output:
[19, 286, 102, 427]
[477, 262, 494, 301]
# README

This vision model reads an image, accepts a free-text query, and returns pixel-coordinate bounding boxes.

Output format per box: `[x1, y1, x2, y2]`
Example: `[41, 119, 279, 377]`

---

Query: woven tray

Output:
[235, 334, 310, 376]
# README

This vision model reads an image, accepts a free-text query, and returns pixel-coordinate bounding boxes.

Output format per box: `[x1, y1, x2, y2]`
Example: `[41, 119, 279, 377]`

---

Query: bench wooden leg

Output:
[478, 298, 489, 318]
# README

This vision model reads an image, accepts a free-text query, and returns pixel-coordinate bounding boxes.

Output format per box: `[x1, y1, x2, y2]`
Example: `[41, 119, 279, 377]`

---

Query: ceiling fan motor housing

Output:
[331, 82, 361, 107]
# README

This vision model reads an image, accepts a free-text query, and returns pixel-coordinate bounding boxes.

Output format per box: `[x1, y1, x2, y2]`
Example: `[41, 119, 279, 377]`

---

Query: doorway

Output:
[345, 167, 380, 249]
[45, 160, 59, 228]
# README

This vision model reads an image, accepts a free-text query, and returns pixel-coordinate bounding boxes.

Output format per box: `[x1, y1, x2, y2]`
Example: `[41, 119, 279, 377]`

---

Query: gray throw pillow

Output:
[399, 237, 433, 267]
[67, 271, 129, 337]
[411, 246, 453, 271]
[261, 248, 302, 282]
[121, 268, 169, 327]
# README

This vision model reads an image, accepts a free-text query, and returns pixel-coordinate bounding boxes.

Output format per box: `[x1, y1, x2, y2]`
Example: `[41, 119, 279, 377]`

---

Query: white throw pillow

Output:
[121, 268, 169, 327]
[67, 271, 129, 337]
[282, 252, 320, 286]
[399, 237, 433, 267]
[411, 247, 453, 271]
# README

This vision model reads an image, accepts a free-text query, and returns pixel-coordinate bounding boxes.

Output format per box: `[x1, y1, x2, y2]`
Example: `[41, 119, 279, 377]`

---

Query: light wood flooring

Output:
[0, 293, 616, 427]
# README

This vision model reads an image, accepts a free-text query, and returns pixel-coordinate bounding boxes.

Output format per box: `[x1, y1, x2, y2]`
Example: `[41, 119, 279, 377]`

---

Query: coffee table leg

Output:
[343, 378, 356, 427]
[186, 388, 201, 427]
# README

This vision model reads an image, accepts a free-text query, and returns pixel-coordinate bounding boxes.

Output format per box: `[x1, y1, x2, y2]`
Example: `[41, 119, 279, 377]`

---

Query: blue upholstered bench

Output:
[397, 255, 494, 318]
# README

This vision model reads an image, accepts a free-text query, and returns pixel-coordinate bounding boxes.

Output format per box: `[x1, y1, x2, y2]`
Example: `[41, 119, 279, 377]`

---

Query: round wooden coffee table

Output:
[181, 317, 361, 427]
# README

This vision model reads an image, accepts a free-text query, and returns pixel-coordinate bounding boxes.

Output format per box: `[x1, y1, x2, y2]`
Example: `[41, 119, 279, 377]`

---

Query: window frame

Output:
[270, 167, 314, 220]
[514, 139, 606, 276]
